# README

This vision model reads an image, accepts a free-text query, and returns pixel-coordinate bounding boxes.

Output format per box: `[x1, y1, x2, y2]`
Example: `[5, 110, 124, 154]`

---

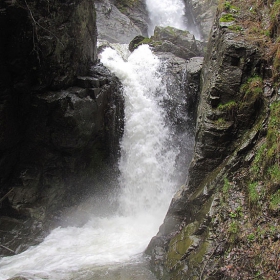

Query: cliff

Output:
[0, 0, 124, 255]
[147, 0, 280, 279]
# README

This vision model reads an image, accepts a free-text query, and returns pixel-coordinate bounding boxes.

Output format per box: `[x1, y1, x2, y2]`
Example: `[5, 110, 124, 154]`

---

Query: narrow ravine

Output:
[0, 44, 185, 280]
[0, 0, 195, 278]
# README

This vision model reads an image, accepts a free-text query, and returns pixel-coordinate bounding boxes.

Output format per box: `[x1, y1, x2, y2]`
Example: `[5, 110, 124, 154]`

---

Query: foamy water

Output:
[0, 45, 179, 280]
[146, 0, 187, 35]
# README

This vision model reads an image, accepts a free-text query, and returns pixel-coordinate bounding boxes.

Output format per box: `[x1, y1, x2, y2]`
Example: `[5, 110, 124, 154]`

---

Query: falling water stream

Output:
[146, 0, 187, 35]
[0, 1, 193, 279]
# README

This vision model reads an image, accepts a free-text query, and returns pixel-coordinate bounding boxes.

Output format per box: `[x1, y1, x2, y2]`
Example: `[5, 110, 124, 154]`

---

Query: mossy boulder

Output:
[129, 26, 202, 59]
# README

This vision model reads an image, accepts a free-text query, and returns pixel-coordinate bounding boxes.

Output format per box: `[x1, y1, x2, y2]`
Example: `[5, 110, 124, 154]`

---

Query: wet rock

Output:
[130, 26, 202, 59]
[183, 0, 218, 41]
[188, 28, 262, 191]
[7, 277, 29, 280]
[186, 57, 204, 121]
[152, 26, 201, 60]
[114, 0, 149, 36]
[129, 35, 146, 52]
[95, 0, 142, 43]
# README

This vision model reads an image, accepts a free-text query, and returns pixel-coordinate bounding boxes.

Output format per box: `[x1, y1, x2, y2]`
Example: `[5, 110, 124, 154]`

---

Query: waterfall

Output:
[101, 45, 177, 216]
[0, 45, 180, 280]
[145, 0, 187, 36]
[145, 0, 201, 40]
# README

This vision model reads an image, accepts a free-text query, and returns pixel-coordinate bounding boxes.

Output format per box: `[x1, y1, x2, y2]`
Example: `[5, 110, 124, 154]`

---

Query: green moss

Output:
[218, 101, 238, 120]
[134, 38, 162, 49]
[228, 25, 243, 31]
[189, 240, 209, 266]
[270, 0, 280, 34]
[229, 221, 238, 234]
[270, 189, 280, 210]
[268, 164, 280, 184]
[166, 222, 199, 269]
[240, 76, 263, 102]
[247, 233, 255, 242]
[267, 101, 280, 163]
[115, 0, 139, 13]
[222, 177, 231, 194]
[219, 13, 235, 22]
[218, 100, 237, 111]
[248, 182, 259, 203]
[250, 142, 267, 176]
[224, 1, 240, 12]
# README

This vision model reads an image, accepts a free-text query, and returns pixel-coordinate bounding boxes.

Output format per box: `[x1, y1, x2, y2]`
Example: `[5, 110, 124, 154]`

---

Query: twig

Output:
[0, 188, 14, 204]
[0, 244, 15, 254]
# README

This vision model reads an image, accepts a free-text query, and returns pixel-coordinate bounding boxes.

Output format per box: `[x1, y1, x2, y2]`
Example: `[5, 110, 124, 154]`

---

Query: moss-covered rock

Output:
[129, 26, 202, 59]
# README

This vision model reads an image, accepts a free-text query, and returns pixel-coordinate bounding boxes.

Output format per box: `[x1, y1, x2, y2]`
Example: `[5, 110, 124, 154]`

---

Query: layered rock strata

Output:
[146, 1, 280, 278]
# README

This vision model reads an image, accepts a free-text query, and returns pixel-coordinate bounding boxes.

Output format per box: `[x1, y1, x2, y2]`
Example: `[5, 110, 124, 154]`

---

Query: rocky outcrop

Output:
[0, 0, 124, 256]
[157, 54, 203, 129]
[113, 0, 149, 36]
[95, 0, 144, 43]
[145, 1, 280, 278]
[183, 0, 218, 41]
[130, 26, 202, 60]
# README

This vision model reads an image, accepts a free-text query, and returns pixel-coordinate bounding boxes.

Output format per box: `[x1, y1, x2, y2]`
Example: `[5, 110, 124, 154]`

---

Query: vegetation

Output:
[240, 76, 263, 101]
[211, 4, 280, 275]
[115, 0, 139, 13]
[219, 13, 235, 22]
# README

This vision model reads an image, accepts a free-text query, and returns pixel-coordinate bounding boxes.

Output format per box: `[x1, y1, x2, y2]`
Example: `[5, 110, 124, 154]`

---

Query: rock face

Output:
[153, 26, 202, 59]
[183, 0, 218, 41]
[113, 0, 149, 36]
[95, 0, 144, 43]
[155, 53, 203, 182]
[146, 2, 280, 278]
[0, 0, 124, 256]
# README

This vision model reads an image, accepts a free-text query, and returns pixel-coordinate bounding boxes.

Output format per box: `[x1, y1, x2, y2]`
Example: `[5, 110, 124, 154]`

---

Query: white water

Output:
[0, 45, 179, 280]
[145, 0, 187, 36]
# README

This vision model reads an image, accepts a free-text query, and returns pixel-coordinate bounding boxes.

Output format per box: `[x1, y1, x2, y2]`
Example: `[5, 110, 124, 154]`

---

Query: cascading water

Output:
[0, 45, 181, 280]
[145, 0, 201, 40]
[145, 0, 187, 36]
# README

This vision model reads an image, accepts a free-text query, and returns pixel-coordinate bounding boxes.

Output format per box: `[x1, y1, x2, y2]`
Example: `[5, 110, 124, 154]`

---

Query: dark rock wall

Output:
[0, 0, 124, 256]
[146, 1, 280, 278]
[188, 26, 262, 191]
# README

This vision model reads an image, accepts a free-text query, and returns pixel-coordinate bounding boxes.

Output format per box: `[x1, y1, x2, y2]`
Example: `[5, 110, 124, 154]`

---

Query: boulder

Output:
[130, 26, 202, 60]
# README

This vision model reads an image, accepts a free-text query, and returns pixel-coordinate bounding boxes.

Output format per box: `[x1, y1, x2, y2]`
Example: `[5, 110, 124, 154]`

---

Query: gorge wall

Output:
[147, 0, 280, 279]
[0, 0, 124, 255]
